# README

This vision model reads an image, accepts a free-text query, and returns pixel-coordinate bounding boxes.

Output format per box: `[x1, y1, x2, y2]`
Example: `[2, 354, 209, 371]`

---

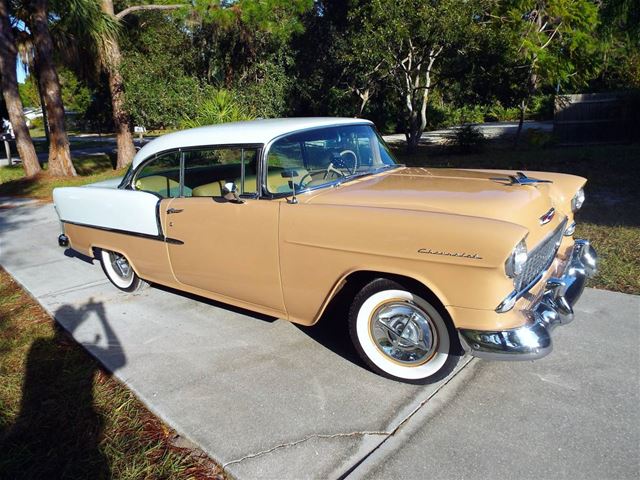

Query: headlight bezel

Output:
[571, 188, 585, 212]
[505, 238, 528, 279]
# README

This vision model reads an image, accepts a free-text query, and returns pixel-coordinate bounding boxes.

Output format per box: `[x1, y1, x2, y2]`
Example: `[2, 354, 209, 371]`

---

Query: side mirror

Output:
[222, 181, 244, 204]
[280, 169, 299, 204]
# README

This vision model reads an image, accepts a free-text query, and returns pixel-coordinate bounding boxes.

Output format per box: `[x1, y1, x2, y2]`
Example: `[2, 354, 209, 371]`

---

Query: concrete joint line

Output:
[338, 356, 477, 478]
[387, 356, 475, 436]
[222, 431, 391, 468]
[223, 357, 476, 470]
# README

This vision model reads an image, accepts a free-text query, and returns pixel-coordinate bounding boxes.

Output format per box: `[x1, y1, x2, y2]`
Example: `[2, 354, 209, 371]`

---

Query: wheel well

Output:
[337, 270, 462, 354]
[341, 270, 446, 312]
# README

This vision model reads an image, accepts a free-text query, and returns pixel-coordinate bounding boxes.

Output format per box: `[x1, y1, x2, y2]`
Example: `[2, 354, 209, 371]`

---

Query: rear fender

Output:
[53, 187, 162, 237]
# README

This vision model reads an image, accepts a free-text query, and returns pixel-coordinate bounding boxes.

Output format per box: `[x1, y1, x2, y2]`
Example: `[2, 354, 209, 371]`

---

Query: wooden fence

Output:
[554, 92, 638, 145]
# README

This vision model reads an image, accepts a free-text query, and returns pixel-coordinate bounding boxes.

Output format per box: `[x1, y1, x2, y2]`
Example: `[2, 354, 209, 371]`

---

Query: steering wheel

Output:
[334, 150, 358, 175]
[299, 165, 346, 189]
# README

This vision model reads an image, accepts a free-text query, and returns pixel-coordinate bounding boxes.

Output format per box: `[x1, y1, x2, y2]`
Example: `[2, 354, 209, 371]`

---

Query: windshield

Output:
[265, 124, 398, 195]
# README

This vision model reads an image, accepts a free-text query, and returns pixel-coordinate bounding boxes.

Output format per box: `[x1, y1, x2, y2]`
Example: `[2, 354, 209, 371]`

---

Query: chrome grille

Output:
[515, 218, 567, 292]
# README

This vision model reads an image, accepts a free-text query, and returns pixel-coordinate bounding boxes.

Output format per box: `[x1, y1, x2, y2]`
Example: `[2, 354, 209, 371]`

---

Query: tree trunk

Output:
[356, 88, 370, 117]
[102, 0, 136, 169]
[406, 74, 421, 152]
[513, 98, 526, 148]
[0, 0, 41, 176]
[419, 47, 441, 134]
[30, 0, 76, 176]
[514, 69, 537, 149]
[33, 63, 50, 145]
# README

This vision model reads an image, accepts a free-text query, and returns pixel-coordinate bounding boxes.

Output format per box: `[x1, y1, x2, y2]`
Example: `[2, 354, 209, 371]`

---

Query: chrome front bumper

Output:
[459, 239, 598, 361]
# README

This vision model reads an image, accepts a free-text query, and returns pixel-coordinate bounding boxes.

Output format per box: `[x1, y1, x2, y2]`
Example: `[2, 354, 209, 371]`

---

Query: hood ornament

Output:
[491, 171, 553, 186]
[539, 207, 555, 225]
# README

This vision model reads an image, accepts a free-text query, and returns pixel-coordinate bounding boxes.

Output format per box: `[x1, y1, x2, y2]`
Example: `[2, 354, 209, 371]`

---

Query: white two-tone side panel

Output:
[53, 187, 161, 237]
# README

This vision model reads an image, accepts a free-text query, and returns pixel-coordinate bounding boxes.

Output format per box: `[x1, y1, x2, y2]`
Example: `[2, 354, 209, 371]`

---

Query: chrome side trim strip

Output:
[62, 220, 166, 243]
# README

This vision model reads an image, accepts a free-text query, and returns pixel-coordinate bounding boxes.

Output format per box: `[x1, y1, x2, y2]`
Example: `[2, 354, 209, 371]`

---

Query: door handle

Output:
[167, 208, 183, 215]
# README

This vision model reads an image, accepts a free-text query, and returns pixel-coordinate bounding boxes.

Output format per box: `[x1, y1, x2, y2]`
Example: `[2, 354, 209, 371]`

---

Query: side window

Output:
[183, 147, 257, 198]
[134, 151, 181, 198]
[266, 139, 306, 194]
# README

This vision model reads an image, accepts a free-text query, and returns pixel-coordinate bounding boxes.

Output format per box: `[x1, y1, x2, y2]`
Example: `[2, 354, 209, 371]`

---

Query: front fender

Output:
[279, 202, 526, 325]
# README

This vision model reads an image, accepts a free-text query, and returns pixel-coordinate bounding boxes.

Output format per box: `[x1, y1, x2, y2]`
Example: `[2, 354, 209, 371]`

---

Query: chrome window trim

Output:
[259, 123, 399, 199]
[127, 143, 264, 199]
[180, 144, 262, 199]
[130, 149, 182, 198]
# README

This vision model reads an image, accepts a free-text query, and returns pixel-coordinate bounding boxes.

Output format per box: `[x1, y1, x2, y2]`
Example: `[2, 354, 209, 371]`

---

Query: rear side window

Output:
[134, 151, 181, 198]
[183, 147, 258, 198]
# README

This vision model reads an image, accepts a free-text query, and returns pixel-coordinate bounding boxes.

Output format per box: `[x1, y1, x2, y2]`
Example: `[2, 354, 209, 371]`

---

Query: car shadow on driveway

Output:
[296, 281, 365, 368]
[151, 283, 279, 324]
[151, 280, 365, 368]
[0, 298, 125, 478]
[63, 247, 96, 265]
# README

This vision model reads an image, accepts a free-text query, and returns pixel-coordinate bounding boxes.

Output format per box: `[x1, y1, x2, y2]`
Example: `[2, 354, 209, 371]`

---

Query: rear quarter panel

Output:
[53, 186, 162, 237]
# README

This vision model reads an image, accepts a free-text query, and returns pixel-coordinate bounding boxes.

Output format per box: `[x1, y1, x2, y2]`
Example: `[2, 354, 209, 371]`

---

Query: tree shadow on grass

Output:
[0, 298, 125, 479]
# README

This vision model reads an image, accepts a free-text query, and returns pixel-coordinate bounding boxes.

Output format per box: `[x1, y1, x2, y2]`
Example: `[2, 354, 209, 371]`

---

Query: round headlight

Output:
[505, 239, 528, 278]
[571, 188, 585, 212]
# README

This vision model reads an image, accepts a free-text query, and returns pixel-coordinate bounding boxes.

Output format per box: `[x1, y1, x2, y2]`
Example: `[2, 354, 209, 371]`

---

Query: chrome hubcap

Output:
[370, 301, 437, 365]
[109, 252, 132, 281]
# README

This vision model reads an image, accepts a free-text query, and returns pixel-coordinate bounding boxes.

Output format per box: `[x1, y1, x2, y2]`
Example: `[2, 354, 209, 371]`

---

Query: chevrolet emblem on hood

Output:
[539, 207, 556, 225]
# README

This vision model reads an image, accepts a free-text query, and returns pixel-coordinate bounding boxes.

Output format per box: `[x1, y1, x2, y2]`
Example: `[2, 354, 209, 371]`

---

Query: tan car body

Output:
[63, 165, 585, 333]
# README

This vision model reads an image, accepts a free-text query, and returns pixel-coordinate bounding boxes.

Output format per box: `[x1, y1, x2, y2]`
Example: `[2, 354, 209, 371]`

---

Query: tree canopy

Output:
[5, 0, 638, 165]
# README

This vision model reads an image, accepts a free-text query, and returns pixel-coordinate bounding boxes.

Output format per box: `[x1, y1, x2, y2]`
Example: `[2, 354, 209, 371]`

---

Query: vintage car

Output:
[53, 118, 597, 383]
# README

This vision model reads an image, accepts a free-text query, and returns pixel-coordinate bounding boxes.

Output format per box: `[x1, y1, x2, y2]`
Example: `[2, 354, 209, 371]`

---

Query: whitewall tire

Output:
[348, 279, 460, 383]
[99, 249, 146, 292]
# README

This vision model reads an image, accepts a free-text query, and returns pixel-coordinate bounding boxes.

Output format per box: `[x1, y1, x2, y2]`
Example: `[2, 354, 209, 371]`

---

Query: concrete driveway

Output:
[1, 199, 638, 480]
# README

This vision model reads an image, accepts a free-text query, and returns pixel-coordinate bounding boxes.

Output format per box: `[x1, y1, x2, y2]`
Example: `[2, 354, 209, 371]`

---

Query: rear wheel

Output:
[99, 249, 146, 292]
[348, 279, 460, 383]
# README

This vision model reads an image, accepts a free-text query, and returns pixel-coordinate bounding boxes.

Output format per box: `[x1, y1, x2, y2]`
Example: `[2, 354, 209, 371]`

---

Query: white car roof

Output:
[132, 117, 373, 169]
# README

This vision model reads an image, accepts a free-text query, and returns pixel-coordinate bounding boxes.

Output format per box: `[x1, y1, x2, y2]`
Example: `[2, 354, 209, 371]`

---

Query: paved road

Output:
[384, 120, 553, 146]
[0, 199, 638, 480]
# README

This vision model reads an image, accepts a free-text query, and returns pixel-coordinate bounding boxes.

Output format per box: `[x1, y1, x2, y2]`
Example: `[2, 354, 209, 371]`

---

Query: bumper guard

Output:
[459, 239, 597, 361]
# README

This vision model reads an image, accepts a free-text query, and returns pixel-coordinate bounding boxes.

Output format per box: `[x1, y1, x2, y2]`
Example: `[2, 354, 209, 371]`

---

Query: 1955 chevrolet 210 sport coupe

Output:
[53, 118, 597, 383]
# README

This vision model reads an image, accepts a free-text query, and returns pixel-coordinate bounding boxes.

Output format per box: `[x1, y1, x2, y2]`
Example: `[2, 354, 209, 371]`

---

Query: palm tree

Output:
[11, 0, 120, 176]
[53, 0, 180, 170]
[0, 0, 40, 177]
[29, 0, 76, 176]
[101, 0, 136, 170]
[102, 2, 185, 170]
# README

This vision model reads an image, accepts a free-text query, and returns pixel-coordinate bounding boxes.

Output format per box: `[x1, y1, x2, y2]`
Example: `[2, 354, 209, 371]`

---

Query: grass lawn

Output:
[0, 154, 125, 201]
[31, 139, 116, 155]
[393, 142, 640, 295]
[0, 268, 223, 479]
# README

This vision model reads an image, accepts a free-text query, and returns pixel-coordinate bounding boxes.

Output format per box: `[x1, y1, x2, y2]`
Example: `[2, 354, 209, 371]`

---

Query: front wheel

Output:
[348, 279, 460, 383]
[99, 249, 146, 292]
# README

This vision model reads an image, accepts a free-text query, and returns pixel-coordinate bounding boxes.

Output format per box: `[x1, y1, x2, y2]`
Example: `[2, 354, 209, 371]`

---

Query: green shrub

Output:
[181, 89, 254, 128]
[484, 103, 521, 122]
[238, 60, 292, 118]
[446, 124, 487, 153]
[524, 128, 555, 148]
[529, 94, 555, 120]
[29, 117, 44, 130]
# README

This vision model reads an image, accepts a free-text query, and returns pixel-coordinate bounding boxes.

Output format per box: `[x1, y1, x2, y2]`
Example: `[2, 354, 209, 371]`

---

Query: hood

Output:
[306, 167, 576, 246]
